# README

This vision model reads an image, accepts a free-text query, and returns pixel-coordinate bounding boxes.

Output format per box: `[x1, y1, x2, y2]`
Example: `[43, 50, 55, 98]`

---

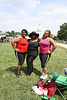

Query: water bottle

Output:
[66, 67, 67, 74]
[43, 88, 48, 96]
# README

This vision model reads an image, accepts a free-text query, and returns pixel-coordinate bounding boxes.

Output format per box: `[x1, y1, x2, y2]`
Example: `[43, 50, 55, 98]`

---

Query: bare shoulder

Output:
[11, 35, 22, 43]
[17, 35, 22, 39]
[49, 38, 54, 42]
[15, 35, 22, 40]
[49, 38, 57, 46]
[47, 37, 52, 41]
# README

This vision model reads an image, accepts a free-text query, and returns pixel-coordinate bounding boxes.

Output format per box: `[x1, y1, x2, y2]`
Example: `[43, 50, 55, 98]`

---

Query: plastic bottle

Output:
[66, 67, 67, 74]
[43, 88, 48, 96]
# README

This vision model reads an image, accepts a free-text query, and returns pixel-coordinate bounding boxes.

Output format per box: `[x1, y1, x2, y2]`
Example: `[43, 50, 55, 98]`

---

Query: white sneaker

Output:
[40, 74, 48, 79]
[40, 73, 45, 79]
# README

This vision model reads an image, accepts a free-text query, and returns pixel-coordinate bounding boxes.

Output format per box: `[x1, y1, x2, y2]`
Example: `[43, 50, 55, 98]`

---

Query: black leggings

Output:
[39, 53, 51, 68]
[27, 55, 37, 74]
[15, 51, 26, 65]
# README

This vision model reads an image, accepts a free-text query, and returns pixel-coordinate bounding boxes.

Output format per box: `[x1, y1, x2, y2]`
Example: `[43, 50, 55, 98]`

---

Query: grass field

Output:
[0, 43, 67, 100]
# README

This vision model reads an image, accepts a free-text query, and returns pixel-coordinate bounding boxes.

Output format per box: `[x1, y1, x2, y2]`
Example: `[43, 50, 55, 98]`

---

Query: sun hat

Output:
[29, 31, 39, 38]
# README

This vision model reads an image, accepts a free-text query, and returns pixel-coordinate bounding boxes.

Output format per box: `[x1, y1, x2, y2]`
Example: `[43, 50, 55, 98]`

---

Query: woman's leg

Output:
[17, 64, 22, 74]
[39, 54, 51, 79]
[40, 54, 48, 74]
[16, 52, 25, 77]
[43, 67, 47, 75]
[27, 55, 37, 75]
[27, 56, 32, 75]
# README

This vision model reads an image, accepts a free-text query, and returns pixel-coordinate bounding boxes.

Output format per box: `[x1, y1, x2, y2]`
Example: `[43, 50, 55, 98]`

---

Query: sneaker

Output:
[19, 72, 22, 76]
[40, 73, 45, 79]
[16, 73, 20, 78]
[43, 75, 48, 79]
[40, 74, 48, 79]
[16, 72, 22, 77]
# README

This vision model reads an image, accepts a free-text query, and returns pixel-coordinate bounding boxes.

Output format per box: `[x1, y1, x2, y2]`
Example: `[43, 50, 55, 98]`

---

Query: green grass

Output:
[0, 43, 67, 100]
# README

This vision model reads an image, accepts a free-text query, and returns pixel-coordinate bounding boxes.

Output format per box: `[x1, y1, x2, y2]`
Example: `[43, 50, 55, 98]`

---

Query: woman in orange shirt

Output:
[11, 29, 29, 77]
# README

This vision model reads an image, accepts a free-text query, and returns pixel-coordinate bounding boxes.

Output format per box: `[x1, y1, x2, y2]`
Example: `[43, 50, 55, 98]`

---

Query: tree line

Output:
[6, 31, 21, 37]
[53, 23, 67, 41]
[6, 30, 28, 37]
[6, 23, 67, 41]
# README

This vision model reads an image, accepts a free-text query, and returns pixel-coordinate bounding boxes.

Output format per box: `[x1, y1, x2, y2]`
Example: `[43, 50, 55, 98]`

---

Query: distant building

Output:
[36, 25, 43, 38]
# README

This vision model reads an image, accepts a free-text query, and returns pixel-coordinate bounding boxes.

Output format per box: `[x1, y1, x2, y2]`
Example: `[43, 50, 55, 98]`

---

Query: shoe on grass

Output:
[19, 72, 22, 76]
[40, 73, 45, 79]
[16, 73, 20, 78]
[16, 73, 22, 77]
[40, 73, 48, 79]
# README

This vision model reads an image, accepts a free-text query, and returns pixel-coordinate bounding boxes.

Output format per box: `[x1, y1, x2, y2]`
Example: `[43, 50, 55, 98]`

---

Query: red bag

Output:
[46, 82, 57, 97]
[48, 87, 57, 97]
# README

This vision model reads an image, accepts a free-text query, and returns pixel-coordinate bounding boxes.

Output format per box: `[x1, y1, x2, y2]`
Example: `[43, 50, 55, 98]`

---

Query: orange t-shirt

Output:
[16, 35, 29, 53]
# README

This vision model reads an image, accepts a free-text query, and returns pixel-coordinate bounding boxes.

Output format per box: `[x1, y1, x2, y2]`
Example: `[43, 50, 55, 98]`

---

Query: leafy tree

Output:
[53, 36, 58, 40]
[6, 31, 21, 37]
[11, 31, 15, 34]
[6, 30, 29, 37]
[57, 23, 67, 41]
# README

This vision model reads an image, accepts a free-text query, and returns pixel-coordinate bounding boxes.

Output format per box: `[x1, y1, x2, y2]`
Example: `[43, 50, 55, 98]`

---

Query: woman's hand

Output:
[46, 50, 51, 54]
[14, 48, 20, 52]
[38, 37, 40, 40]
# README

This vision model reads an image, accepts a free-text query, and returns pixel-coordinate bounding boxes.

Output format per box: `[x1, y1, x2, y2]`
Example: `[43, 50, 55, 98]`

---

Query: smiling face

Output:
[44, 31, 49, 38]
[44, 30, 51, 38]
[22, 30, 27, 37]
[31, 34, 36, 39]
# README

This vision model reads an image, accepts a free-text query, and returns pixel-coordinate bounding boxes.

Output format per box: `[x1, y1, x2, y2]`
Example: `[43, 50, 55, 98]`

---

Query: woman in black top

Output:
[26, 31, 40, 76]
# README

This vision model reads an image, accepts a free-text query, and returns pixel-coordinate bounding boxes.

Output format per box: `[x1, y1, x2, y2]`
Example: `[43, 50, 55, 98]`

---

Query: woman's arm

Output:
[50, 38, 57, 53]
[46, 38, 57, 54]
[11, 36, 22, 51]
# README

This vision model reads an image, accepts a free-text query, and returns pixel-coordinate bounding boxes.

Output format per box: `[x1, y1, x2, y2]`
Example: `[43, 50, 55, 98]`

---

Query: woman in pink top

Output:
[39, 30, 57, 79]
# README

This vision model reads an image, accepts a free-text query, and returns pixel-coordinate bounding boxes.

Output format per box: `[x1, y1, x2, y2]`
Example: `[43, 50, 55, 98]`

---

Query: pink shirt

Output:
[39, 39, 51, 54]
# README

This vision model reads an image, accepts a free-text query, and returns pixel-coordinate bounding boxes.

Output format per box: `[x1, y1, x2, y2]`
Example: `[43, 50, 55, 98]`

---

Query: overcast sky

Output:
[0, 0, 67, 35]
